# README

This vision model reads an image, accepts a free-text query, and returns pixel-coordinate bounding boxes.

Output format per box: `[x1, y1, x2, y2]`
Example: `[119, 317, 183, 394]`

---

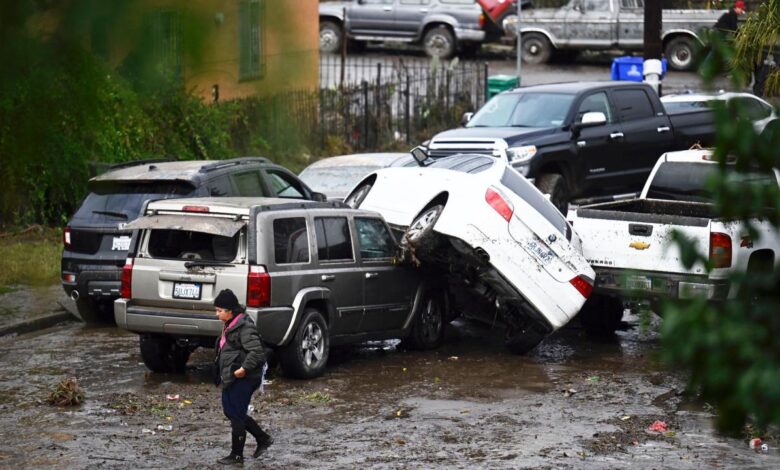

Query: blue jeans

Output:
[222, 376, 262, 434]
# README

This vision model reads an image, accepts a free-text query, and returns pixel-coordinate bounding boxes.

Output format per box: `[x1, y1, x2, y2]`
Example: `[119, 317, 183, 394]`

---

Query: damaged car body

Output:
[345, 151, 595, 353]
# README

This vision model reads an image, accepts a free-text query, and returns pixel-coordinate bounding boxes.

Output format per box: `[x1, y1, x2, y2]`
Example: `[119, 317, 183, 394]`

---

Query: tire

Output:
[402, 204, 444, 258]
[344, 183, 372, 208]
[504, 325, 545, 355]
[577, 294, 624, 336]
[521, 32, 552, 65]
[535, 173, 569, 215]
[279, 308, 330, 379]
[319, 20, 342, 54]
[423, 26, 456, 60]
[139, 334, 191, 373]
[74, 297, 113, 324]
[403, 288, 446, 350]
[664, 36, 696, 71]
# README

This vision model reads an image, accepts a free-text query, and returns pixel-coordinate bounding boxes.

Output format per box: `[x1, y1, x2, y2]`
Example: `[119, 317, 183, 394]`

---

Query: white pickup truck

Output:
[570, 149, 780, 333]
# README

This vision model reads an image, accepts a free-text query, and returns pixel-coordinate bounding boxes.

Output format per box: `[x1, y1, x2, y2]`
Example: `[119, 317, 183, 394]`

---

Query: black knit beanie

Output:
[214, 289, 242, 312]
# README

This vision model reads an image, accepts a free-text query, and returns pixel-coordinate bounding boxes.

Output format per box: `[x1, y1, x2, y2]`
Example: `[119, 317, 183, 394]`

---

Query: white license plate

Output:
[524, 239, 555, 266]
[173, 282, 202, 300]
[626, 275, 652, 291]
[112, 236, 131, 251]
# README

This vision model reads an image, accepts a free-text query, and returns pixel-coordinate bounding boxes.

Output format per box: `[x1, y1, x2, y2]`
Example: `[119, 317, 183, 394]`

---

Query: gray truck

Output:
[507, 0, 723, 70]
[319, 0, 487, 59]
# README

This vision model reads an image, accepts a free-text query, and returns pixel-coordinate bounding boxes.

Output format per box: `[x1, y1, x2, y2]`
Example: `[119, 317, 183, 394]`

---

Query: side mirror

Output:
[410, 146, 429, 167]
[312, 192, 327, 202]
[461, 112, 474, 126]
[573, 111, 607, 131]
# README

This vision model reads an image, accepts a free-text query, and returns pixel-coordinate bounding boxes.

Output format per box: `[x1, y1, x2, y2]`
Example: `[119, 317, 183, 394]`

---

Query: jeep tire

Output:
[139, 334, 190, 373]
[279, 308, 330, 379]
[403, 288, 446, 350]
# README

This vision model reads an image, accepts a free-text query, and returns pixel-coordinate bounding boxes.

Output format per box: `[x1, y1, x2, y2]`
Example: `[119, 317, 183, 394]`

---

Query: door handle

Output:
[609, 132, 624, 140]
[365, 272, 379, 279]
[321, 274, 335, 282]
[657, 126, 670, 133]
[577, 140, 586, 148]
[383, 6, 393, 11]
[420, 8, 429, 12]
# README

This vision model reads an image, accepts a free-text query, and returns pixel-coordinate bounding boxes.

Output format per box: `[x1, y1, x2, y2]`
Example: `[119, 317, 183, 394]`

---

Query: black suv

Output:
[62, 157, 324, 322]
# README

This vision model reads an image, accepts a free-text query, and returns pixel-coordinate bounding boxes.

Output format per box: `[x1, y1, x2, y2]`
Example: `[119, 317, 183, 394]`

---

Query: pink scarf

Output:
[219, 313, 244, 350]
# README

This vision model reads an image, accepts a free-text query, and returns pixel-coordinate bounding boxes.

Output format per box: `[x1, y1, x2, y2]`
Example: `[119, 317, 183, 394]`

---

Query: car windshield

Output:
[500, 168, 570, 239]
[71, 182, 196, 224]
[466, 92, 576, 128]
[299, 165, 384, 198]
[427, 155, 495, 174]
[646, 162, 776, 203]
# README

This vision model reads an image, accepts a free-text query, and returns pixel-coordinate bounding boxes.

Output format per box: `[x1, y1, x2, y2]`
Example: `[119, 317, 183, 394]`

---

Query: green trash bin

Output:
[487, 75, 519, 99]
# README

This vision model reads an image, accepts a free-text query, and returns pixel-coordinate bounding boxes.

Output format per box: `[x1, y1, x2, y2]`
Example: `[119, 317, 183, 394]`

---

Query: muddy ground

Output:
[1, 309, 778, 470]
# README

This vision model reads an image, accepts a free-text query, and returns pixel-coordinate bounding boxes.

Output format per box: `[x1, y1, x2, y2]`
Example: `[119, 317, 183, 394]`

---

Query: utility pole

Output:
[643, 0, 663, 94]
[516, 1, 522, 82]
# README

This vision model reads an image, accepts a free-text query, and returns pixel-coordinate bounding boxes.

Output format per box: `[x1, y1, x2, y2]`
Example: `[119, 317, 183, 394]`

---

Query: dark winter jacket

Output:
[214, 314, 267, 388]
[714, 8, 739, 34]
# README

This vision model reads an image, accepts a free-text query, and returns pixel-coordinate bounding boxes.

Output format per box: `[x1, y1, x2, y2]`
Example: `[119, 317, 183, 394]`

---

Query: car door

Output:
[395, 0, 430, 38]
[313, 216, 364, 335]
[348, 0, 395, 36]
[230, 170, 269, 197]
[263, 169, 310, 200]
[616, 0, 643, 48]
[355, 216, 416, 332]
[565, 0, 616, 48]
[610, 87, 675, 190]
[572, 91, 626, 191]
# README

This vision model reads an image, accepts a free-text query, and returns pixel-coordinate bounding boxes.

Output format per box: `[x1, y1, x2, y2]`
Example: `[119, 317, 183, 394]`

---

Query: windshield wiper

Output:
[184, 260, 234, 269]
[92, 210, 128, 219]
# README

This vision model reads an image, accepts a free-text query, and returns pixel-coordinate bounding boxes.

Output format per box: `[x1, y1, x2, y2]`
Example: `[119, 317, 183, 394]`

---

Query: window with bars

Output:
[239, 0, 264, 81]
[148, 10, 182, 81]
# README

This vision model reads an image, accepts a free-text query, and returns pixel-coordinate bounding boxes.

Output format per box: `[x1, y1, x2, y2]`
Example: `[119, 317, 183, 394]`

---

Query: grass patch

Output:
[0, 226, 61, 287]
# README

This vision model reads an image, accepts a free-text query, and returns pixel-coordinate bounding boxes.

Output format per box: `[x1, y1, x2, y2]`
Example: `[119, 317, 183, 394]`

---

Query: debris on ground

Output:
[448, 356, 459, 361]
[46, 377, 84, 407]
[156, 424, 173, 432]
[141, 428, 156, 435]
[750, 437, 763, 450]
[587, 376, 601, 383]
[563, 388, 577, 397]
[620, 415, 631, 421]
[165, 394, 180, 401]
[647, 420, 668, 433]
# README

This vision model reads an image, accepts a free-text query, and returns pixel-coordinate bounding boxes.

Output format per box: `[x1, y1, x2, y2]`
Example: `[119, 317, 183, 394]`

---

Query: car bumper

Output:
[593, 268, 731, 302]
[62, 257, 124, 302]
[454, 28, 486, 42]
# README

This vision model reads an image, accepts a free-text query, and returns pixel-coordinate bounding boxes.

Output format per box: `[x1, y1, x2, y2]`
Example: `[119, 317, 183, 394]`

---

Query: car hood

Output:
[431, 126, 557, 144]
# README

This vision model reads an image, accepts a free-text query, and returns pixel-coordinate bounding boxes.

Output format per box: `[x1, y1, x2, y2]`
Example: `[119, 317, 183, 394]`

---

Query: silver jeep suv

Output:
[114, 197, 447, 378]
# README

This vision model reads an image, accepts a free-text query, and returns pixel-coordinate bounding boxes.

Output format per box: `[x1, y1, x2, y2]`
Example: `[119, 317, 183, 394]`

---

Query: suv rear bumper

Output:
[594, 268, 731, 301]
[62, 257, 124, 303]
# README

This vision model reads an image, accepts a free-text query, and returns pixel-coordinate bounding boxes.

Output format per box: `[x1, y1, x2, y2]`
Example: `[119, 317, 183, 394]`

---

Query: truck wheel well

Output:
[421, 192, 449, 213]
[747, 250, 774, 273]
[320, 16, 343, 28]
[662, 32, 700, 48]
[422, 22, 454, 40]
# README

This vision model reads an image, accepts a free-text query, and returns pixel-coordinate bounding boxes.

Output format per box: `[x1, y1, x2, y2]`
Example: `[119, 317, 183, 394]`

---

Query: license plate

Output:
[112, 236, 131, 251]
[625, 275, 652, 291]
[173, 282, 201, 300]
[524, 239, 555, 266]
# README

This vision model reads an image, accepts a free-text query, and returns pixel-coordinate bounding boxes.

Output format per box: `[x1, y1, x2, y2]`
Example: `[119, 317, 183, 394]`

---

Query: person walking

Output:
[713, 1, 746, 35]
[213, 288, 273, 466]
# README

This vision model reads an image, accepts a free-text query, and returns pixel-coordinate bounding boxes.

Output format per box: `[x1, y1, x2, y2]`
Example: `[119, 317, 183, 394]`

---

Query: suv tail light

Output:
[479, 13, 486, 29]
[485, 187, 514, 222]
[63, 226, 72, 248]
[709, 232, 732, 268]
[569, 275, 593, 298]
[247, 265, 271, 308]
[120, 258, 134, 299]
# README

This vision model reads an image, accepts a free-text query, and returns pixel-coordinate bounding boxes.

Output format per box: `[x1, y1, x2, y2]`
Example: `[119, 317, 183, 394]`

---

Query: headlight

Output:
[506, 145, 537, 164]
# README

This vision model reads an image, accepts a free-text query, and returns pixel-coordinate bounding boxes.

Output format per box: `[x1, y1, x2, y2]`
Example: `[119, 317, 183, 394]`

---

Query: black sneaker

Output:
[253, 436, 274, 458]
[216, 453, 244, 466]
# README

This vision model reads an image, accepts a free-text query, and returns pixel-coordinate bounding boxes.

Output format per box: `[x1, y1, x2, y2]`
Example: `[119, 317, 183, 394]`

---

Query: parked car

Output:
[661, 92, 778, 134]
[62, 158, 324, 323]
[344, 151, 595, 354]
[299, 152, 415, 200]
[114, 197, 447, 378]
[319, 0, 488, 59]
[503, 0, 723, 70]
[425, 81, 716, 213]
[569, 149, 780, 333]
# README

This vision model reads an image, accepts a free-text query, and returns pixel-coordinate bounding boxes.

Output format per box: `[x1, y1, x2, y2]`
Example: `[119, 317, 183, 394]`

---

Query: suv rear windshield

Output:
[646, 162, 776, 203]
[72, 182, 196, 225]
[147, 230, 240, 261]
[500, 168, 570, 240]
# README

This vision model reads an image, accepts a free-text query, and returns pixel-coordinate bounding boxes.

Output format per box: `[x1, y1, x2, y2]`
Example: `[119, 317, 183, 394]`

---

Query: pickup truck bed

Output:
[576, 199, 717, 226]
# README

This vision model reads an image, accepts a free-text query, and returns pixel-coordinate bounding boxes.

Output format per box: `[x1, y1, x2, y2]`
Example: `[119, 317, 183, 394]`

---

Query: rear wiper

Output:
[184, 260, 234, 269]
[92, 210, 128, 219]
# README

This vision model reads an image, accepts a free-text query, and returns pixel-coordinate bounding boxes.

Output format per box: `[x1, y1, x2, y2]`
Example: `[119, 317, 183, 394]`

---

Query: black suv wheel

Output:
[279, 308, 330, 379]
[74, 297, 112, 323]
[404, 288, 446, 350]
[139, 334, 191, 373]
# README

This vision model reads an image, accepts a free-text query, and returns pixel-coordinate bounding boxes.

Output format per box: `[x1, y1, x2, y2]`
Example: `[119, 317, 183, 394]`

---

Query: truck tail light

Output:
[569, 275, 593, 299]
[479, 13, 486, 29]
[247, 265, 271, 308]
[63, 226, 72, 248]
[709, 232, 732, 268]
[485, 187, 514, 222]
[120, 258, 134, 299]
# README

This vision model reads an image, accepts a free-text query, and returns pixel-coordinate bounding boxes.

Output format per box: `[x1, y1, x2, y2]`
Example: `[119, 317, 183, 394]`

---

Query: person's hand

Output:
[233, 367, 246, 378]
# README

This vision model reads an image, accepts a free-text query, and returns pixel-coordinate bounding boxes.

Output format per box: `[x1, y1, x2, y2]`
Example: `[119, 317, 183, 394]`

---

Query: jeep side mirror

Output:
[461, 112, 474, 126]
[410, 146, 429, 167]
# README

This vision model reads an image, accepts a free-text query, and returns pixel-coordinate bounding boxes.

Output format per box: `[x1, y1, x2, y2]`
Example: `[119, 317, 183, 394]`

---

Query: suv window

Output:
[273, 218, 310, 264]
[231, 171, 266, 197]
[500, 168, 570, 240]
[315, 217, 353, 261]
[207, 176, 233, 197]
[71, 182, 194, 224]
[266, 170, 306, 199]
[613, 89, 655, 122]
[147, 230, 239, 261]
[355, 217, 396, 259]
[576, 92, 614, 123]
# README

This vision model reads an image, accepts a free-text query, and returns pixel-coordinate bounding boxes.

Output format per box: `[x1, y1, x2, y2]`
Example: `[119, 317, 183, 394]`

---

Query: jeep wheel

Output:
[403, 204, 444, 258]
[345, 183, 372, 208]
[139, 334, 190, 373]
[522, 32, 553, 65]
[664, 36, 696, 71]
[319, 21, 342, 54]
[279, 308, 330, 379]
[403, 289, 446, 350]
[578, 294, 624, 336]
[535, 173, 569, 215]
[423, 26, 456, 59]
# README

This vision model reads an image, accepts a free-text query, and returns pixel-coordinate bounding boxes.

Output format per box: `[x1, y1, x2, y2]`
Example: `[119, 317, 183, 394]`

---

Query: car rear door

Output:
[571, 91, 626, 192]
[355, 216, 416, 332]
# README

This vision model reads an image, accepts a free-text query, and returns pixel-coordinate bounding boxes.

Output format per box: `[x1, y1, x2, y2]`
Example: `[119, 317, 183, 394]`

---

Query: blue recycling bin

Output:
[610, 56, 667, 82]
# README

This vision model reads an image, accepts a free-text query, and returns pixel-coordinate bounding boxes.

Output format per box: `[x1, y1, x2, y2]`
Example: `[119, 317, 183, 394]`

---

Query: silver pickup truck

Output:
[320, 0, 487, 59]
[508, 0, 723, 70]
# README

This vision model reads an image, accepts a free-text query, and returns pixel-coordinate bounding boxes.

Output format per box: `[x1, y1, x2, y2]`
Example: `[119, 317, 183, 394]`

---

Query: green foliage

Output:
[734, 0, 780, 96]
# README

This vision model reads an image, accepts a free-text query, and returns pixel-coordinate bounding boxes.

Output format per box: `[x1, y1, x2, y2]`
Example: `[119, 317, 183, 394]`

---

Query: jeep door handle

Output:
[420, 8, 429, 12]
[609, 132, 624, 141]
[383, 6, 392, 11]
[320, 274, 335, 282]
[365, 272, 379, 280]
[657, 126, 670, 133]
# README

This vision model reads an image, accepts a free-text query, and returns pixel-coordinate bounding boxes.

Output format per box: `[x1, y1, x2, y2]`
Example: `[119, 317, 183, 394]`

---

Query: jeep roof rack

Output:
[108, 158, 173, 171]
[199, 157, 270, 173]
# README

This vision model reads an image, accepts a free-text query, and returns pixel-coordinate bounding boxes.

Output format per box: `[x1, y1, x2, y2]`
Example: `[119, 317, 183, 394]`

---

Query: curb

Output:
[0, 311, 76, 337]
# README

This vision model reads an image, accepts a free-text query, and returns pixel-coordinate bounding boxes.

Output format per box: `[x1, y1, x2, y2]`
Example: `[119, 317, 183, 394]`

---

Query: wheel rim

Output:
[425, 34, 450, 58]
[671, 45, 692, 69]
[406, 207, 441, 242]
[300, 321, 324, 368]
[420, 297, 442, 342]
[320, 30, 338, 51]
[525, 40, 542, 57]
